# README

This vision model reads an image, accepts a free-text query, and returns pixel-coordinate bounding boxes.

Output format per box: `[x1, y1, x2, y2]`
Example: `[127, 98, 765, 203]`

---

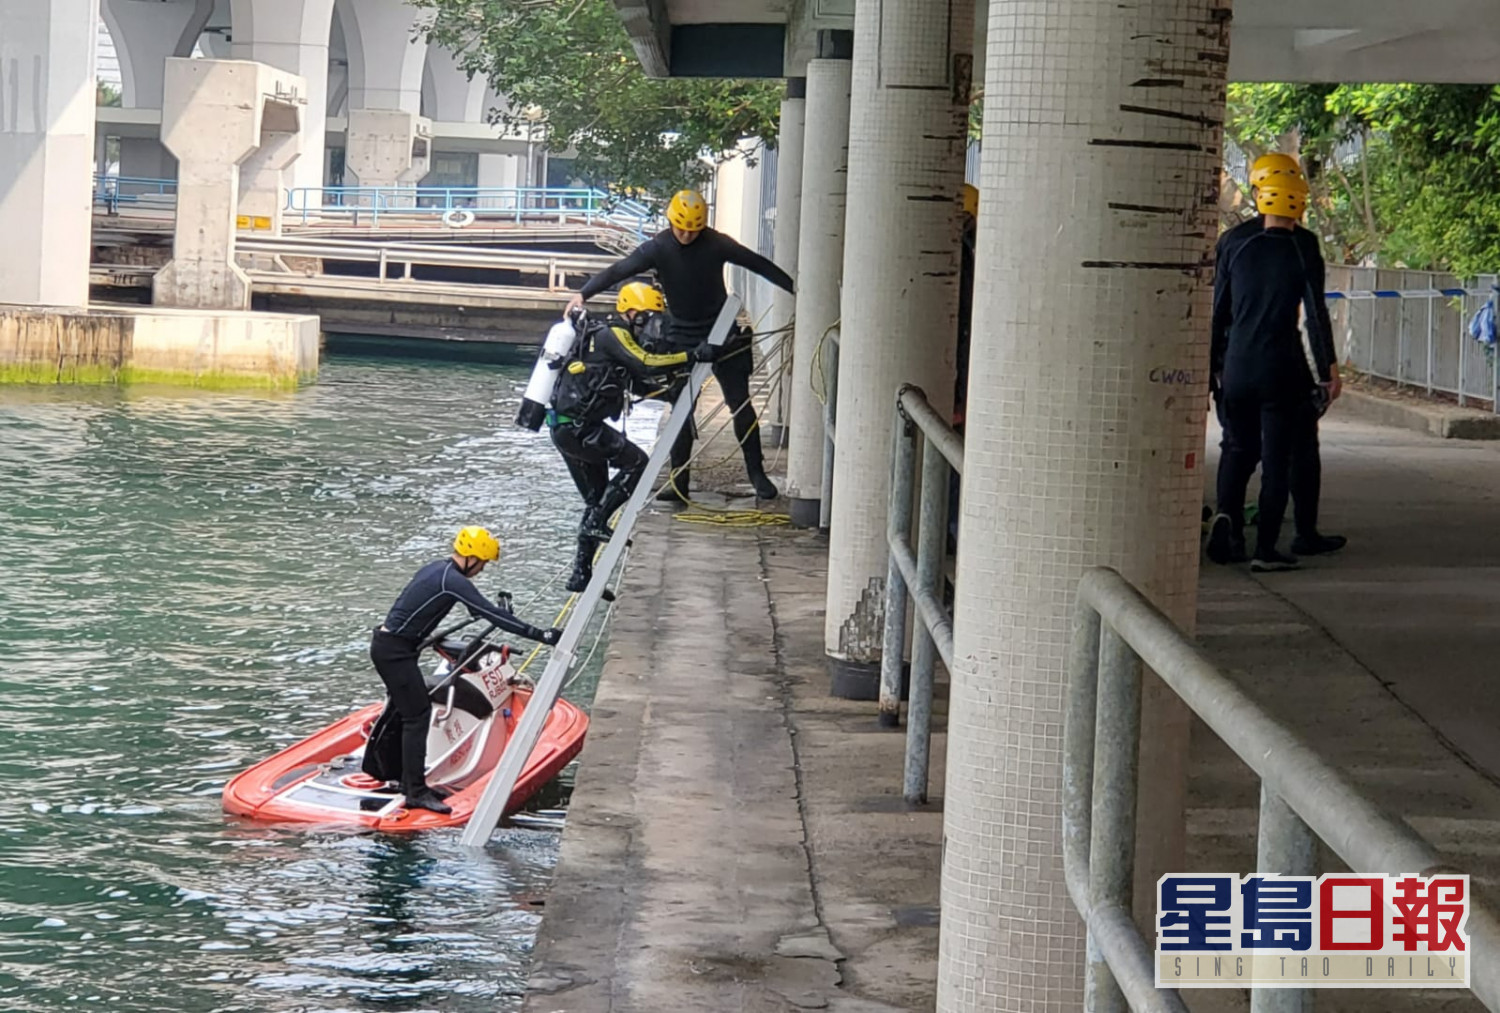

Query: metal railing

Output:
[286, 185, 664, 236]
[1066, 566, 1500, 1012]
[1328, 265, 1500, 409]
[93, 174, 177, 213]
[235, 235, 615, 292]
[877, 385, 961, 804]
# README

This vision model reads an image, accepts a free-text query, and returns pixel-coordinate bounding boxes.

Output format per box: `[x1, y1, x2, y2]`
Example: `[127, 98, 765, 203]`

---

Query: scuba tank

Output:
[516, 317, 583, 431]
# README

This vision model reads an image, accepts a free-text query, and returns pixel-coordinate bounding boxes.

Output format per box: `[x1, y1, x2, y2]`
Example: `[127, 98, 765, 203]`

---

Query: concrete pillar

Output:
[823, 0, 972, 694]
[426, 44, 487, 125]
[230, 0, 334, 197]
[0, 0, 100, 308]
[935, 1, 1230, 1009]
[154, 59, 307, 310]
[340, 0, 428, 114]
[345, 109, 433, 188]
[101, 0, 199, 108]
[786, 58, 852, 527]
[239, 118, 304, 236]
[478, 153, 521, 190]
[762, 80, 805, 448]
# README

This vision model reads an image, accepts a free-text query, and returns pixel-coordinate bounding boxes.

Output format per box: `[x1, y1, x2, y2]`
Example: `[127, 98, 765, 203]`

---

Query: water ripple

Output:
[0, 355, 626, 1012]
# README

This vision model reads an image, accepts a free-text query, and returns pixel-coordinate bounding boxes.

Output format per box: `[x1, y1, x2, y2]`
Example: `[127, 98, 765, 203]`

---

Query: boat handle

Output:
[435, 685, 456, 724]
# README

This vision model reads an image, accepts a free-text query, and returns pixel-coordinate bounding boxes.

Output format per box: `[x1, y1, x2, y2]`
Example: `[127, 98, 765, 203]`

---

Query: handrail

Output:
[285, 185, 665, 236]
[878, 384, 961, 803]
[236, 235, 616, 275]
[1067, 566, 1500, 1011]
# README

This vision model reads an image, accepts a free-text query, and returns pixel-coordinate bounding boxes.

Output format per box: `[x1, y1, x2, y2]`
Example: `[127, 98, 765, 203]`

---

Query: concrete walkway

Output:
[523, 509, 944, 1012]
[524, 406, 1500, 1012]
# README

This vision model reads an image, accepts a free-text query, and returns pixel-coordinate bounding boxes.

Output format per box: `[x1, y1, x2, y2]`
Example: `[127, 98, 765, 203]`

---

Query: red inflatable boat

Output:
[223, 637, 588, 832]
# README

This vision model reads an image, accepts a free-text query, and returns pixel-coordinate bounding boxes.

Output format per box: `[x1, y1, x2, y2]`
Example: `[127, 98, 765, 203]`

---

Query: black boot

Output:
[404, 785, 452, 815]
[656, 469, 690, 503]
[748, 470, 778, 500]
[566, 536, 597, 593]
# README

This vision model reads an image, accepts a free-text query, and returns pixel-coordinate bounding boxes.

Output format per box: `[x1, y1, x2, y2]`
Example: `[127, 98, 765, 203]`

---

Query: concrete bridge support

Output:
[786, 56, 852, 527]
[936, 1, 1231, 1009]
[0, 0, 100, 308]
[230, 0, 335, 198]
[823, 0, 972, 695]
[340, 0, 431, 190]
[154, 59, 307, 310]
[101, 0, 202, 183]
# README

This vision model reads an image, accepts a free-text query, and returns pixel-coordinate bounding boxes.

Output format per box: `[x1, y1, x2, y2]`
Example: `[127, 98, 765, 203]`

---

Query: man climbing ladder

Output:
[565, 189, 795, 502]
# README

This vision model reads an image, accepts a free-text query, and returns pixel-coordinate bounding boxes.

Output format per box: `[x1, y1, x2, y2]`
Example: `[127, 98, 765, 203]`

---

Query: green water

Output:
[0, 355, 630, 1011]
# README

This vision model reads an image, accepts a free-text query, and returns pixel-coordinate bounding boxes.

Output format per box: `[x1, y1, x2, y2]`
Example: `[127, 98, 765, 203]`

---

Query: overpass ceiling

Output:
[620, 0, 1500, 83]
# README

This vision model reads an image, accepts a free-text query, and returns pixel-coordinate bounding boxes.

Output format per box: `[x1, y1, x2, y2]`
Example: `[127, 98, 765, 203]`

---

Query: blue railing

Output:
[286, 185, 664, 236]
[93, 174, 178, 214]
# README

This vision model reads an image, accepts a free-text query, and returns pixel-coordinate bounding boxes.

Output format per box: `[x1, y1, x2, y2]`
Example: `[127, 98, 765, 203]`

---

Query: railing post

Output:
[1250, 786, 1316, 1013]
[1087, 626, 1141, 1013]
[879, 400, 916, 727]
[1426, 287, 1436, 395]
[903, 430, 948, 803]
[1460, 290, 1469, 406]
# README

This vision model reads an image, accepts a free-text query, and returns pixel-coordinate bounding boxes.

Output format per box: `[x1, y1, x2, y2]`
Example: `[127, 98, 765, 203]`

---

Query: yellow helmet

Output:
[1255, 185, 1308, 219]
[1249, 152, 1309, 192]
[666, 189, 708, 232]
[961, 183, 978, 218]
[453, 526, 500, 562]
[617, 282, 665, 315]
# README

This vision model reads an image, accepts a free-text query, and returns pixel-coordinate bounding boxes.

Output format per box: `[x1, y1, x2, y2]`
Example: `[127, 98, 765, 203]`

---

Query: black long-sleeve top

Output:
[382, 559, 548, 645]
[578, 228, 795, 325]
[1211, 217, 1336, 394]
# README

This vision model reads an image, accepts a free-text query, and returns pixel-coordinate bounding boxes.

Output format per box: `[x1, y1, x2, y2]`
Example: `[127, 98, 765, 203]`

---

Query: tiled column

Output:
[786, 56, 852, 527]
[936, 1, 1231, 1009]
[823, 0, 972, 697]
[761, 79, 805, 446]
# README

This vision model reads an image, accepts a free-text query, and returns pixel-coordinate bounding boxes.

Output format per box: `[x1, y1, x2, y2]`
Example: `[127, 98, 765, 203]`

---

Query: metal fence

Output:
[286, 185, 664, 236]
[1066, 566, 1500, 1012]
[93, 174, 177, 213]
[1328, 265, 1500, 409]
[878, 386, 961, 805]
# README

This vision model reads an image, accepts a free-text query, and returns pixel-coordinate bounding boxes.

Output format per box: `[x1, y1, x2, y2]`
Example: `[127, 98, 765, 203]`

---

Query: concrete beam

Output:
[1229, 25, 1500, 82]
[613, 0, 672, 78]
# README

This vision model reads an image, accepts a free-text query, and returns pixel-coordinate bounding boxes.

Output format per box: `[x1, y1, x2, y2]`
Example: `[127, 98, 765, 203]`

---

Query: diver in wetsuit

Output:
[551, 283, 692, 592]
[1207, 153, 1345, 573]
[366, 526, 562, 814]
[565, 188, 795, 502]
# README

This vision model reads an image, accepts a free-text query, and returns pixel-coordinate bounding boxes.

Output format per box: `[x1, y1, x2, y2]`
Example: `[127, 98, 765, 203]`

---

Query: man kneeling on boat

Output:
[367, 526, 563, 815]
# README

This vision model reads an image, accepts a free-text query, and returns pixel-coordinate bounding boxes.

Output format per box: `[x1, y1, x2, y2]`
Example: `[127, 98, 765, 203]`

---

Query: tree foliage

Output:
[415, 0, 782, 195]
[1225, 83, 1500, 277]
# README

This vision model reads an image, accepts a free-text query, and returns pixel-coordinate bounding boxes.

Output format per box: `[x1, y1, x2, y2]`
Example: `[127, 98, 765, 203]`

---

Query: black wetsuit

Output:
[578, 228, 796, 487]
[365, 559, 551, 793]
[1211, 218, 1335, 556]
[550, 316, 688, 535]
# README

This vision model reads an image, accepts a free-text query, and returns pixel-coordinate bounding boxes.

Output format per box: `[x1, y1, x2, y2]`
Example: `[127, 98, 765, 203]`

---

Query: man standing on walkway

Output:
[1207, 153, 1347, 572]
[565, 189, 795, 502]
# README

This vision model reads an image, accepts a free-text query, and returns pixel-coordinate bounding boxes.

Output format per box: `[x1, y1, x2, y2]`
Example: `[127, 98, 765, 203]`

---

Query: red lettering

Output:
[1319, 877, 1384, 951]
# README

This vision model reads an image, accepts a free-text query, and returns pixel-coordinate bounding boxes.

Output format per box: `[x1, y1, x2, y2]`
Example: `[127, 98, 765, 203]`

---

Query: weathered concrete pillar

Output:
[786, 56, 852, 528]
[761, 80, 805, 447]
[0, 0, 100, 308]
[345, 109, 433, 189]
[935, 1, 1230, 1009]
[230, 0, 334, 197]
[239, 119, 304, 236]
[154, 59, 307, 310]
[823, 0, 972, 696]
